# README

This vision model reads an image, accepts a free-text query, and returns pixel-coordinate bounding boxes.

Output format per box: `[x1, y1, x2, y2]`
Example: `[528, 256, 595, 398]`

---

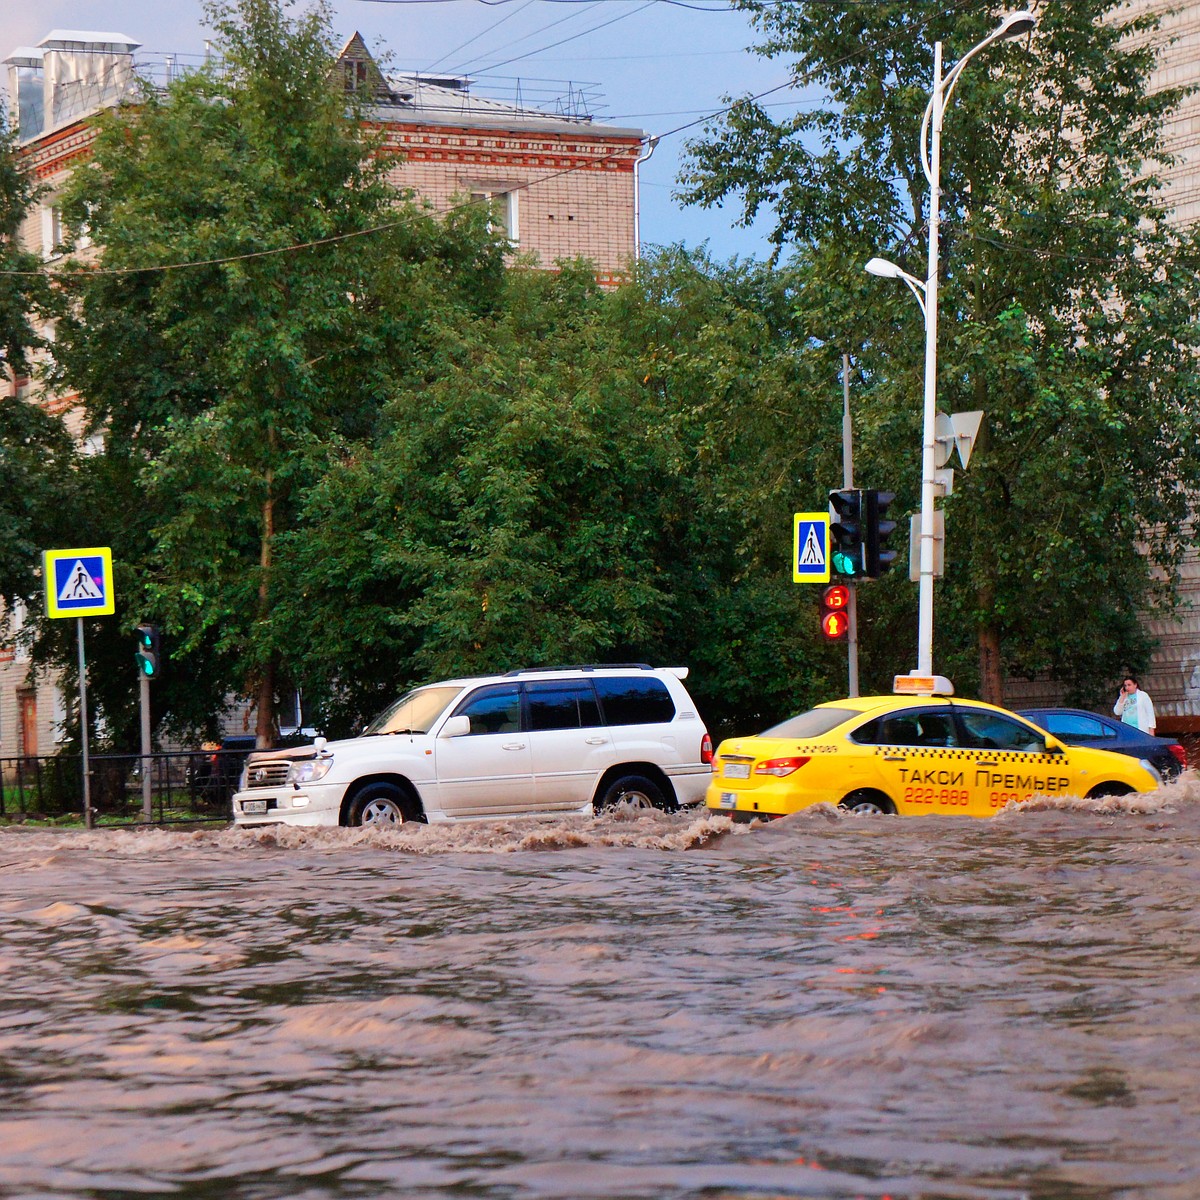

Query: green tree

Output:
[53, 0, 506, 745]
[281, 251, 849, 738]
[680, 1, 1200, 705]
[0, 114, 73, 615]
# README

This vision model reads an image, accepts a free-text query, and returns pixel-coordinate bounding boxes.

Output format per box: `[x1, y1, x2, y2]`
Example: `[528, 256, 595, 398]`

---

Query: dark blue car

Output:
[1018, 708, 1187, 781]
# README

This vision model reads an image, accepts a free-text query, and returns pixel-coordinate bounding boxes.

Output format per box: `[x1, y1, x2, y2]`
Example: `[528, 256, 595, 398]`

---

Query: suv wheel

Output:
[596, 773, 672, 813]
[350, 783, 411, 827]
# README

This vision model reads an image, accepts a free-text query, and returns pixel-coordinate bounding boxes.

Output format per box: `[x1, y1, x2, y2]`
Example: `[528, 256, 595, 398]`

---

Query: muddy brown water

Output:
[3, 786, 1200, 1200]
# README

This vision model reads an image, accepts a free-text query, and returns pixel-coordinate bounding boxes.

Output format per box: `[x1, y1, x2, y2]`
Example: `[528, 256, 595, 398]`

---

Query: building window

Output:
[11, 599, 29, 664]
[41, 205, 63, 259]
[344, 59, 369, 93]
[53, 687, 68, 744]
[469, 189, 519, 243]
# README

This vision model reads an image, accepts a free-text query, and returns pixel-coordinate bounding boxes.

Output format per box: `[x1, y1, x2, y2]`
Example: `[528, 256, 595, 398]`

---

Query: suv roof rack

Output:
[503, 663, 654, 676]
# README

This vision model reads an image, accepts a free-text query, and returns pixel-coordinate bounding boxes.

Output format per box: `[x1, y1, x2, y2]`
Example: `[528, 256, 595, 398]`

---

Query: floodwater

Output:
[4, 787, 1200, 1200]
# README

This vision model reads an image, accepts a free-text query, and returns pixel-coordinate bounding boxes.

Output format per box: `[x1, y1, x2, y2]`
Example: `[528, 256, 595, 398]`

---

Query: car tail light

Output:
[1170, 743, 1188, 770]
[754, 756, 811, 777]
[701, 734, 713, 765]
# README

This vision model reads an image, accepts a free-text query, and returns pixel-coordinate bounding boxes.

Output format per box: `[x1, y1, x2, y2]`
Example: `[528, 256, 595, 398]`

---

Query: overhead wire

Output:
[430, 0, 603, 75]
[457, 1, 658, 74]
[0, 0, 1039, 280]
[350, 0, 735, 7]
[421, 0, 539, 71]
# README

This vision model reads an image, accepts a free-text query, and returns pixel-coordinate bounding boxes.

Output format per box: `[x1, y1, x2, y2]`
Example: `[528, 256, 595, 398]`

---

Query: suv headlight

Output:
[288, 758, 334, 785]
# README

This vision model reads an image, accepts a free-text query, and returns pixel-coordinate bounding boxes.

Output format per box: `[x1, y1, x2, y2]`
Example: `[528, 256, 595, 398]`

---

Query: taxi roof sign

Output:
[893, 673, 955, 696]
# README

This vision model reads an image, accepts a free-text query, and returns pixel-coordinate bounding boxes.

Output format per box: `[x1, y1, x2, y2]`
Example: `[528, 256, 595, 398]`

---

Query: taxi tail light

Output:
[701, 734, 714, 765]
[754, 756, 811, 777]
[1169, 743, 1187, 770]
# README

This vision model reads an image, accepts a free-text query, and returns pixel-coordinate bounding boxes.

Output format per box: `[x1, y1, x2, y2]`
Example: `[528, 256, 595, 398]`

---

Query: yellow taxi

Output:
[706, 677, 1161, 820]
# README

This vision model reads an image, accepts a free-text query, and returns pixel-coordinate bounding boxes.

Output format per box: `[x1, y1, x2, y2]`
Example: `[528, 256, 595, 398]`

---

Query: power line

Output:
[428, 0, 604, 75]
[352, 0, 736, 6]
[422, 0, 539, 71]
[455, 0, 657, 75]
[0, 0, 1012, 281]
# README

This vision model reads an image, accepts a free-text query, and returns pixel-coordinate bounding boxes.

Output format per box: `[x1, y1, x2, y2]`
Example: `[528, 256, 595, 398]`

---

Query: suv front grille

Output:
[245, 761, 291, 789]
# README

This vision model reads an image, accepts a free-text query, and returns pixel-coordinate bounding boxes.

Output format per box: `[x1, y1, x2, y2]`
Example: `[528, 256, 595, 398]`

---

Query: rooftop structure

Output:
[4, 28, 647, 280]
[4, 29, 141, 141]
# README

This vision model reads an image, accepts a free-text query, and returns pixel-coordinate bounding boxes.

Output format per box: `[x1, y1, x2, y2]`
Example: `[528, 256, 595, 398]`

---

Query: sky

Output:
[0, 0, 811, 260]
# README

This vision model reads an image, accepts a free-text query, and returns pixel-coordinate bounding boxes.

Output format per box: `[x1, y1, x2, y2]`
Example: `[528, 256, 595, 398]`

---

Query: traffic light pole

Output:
[140, 672, 152, 823]
[842, 353, 859, 698]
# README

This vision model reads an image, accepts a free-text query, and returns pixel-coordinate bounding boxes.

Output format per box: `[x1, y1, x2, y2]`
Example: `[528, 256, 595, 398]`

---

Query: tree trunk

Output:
[254, 458, 277, 750]
[978, 585, 1004, 705]
[255, 656, 277, 750]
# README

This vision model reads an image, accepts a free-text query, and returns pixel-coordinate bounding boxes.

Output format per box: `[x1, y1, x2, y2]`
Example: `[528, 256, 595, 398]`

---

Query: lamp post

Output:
[866, 10, 1036, 678]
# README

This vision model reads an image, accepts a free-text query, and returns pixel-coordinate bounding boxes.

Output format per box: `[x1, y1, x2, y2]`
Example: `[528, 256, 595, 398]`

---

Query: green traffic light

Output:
[832, 550, 861, 577]
[135, 624, 160, 678]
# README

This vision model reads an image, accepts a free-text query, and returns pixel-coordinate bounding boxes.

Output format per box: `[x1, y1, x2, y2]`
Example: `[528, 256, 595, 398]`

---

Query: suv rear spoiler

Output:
[664, 666, 689, 680]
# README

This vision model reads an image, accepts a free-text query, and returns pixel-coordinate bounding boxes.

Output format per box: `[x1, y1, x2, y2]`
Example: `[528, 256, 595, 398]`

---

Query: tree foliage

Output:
[52, 0, 506, 744]
[680, 0, 1200, 705]
[276, 252, 849, 738]
[0, 114, 72, 615]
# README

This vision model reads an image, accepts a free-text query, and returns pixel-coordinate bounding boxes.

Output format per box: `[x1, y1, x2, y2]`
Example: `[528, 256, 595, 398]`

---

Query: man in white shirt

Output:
[1114, 674, 1156, 736]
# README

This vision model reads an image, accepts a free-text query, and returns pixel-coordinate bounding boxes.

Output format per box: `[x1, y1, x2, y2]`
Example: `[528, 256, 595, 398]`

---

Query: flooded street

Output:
[3, 789, 1200, 1200]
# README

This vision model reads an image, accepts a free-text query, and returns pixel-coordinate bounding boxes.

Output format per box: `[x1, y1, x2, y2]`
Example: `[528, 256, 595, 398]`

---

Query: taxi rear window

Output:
[761, 708, 856, 738]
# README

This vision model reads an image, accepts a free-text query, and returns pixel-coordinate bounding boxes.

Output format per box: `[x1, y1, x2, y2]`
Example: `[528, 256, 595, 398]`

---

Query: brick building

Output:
[0, 28, 647, 760]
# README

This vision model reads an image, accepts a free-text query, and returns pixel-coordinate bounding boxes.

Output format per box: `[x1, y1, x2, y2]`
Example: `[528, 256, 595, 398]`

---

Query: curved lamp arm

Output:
[920, 11, 1037, 183]
[864, 256, 928, 319]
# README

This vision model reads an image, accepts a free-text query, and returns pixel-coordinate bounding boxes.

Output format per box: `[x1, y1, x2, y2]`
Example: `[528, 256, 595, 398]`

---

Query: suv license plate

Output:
[242, 800, 268, 814]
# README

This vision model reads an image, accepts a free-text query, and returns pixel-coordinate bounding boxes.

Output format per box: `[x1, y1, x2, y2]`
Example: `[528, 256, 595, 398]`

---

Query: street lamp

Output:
[866, 11, 1036, 678]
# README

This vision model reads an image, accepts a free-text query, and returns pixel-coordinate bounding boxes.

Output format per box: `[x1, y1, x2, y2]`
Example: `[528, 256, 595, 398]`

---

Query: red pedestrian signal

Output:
[819, 585, 850, 640]
[821, 609, 849, 640]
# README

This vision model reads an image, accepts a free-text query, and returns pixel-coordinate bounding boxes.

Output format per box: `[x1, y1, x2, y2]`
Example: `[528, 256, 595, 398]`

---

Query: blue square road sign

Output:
[43, 547, 115, 618]
[793, 513, 831, 583]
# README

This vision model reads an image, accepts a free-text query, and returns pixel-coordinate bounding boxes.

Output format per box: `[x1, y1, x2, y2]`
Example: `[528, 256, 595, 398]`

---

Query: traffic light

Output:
[135, 624, 161, 680]
[864, 489, 898, 578]
[819, 583, 850, 640]
[828, 489, 864, 577]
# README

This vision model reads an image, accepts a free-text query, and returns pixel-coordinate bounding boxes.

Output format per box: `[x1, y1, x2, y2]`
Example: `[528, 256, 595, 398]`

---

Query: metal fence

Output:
[0, 749, 248, 825]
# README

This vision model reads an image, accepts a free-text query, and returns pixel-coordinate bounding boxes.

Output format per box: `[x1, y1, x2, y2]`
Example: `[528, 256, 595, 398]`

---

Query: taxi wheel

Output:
[839, 790, 896, 816]
[1085, 783, 1134, 800]
[350, 783, 413, 827]
[596, 774, 673, 812]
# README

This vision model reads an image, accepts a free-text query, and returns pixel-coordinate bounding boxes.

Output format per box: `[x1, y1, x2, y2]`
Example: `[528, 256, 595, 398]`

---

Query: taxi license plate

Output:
[242, 800, 268, 814]
[717, 793, 738, 809]
[724, 763, 751, 779]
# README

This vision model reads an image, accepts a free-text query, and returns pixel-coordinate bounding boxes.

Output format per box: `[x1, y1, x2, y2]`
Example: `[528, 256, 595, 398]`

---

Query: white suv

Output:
[232, 665, 713, 828]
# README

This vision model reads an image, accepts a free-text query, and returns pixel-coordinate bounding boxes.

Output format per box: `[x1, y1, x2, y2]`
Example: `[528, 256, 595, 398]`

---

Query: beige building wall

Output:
[1123, 1, 1200, 225]
[380, 123, 640, 282]
[1005, 4, 1200, 730]
[0, 617, 67, 764]
[1111, 2, 1200, 729]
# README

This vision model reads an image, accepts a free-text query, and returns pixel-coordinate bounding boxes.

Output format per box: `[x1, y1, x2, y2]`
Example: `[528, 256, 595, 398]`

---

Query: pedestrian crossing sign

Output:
[43, 547, 116, 618]
[793, 513, 830, 583]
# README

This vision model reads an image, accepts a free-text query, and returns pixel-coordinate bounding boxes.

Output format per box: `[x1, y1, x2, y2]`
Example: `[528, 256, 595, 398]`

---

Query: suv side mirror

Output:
[439, 715, 471, 738]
